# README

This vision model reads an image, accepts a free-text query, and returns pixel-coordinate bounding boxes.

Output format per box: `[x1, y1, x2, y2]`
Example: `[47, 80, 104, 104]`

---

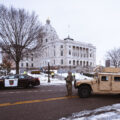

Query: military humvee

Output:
[74, 67, 120, 98]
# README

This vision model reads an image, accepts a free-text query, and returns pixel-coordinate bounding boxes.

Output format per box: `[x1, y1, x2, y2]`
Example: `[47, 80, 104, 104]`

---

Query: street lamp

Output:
[47, 60, 50, 83]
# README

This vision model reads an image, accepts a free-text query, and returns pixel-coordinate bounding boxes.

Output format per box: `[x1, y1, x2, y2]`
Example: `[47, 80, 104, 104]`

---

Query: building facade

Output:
[33, 19, 96, 70]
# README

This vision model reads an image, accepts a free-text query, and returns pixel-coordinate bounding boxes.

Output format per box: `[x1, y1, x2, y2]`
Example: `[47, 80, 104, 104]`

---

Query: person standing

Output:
[65, 72, 73, 96]
[72, 73, 76, 81]
[51, 72, 54, 78]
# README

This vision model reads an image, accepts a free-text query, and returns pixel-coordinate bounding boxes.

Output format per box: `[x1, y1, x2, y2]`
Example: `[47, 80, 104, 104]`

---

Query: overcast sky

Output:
[1, 0, 120, 65]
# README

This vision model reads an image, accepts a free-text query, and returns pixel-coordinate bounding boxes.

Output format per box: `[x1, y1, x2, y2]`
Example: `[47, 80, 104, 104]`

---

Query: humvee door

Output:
[99, 75, 111, 91]
[112, 75, 120, 91]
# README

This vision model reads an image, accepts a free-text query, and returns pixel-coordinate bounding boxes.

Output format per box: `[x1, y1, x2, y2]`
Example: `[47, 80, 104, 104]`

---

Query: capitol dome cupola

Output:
[46, 18, 50, 24]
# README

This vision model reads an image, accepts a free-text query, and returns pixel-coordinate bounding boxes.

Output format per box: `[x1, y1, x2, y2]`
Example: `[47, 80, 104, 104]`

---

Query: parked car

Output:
[0, 74, 40, 88]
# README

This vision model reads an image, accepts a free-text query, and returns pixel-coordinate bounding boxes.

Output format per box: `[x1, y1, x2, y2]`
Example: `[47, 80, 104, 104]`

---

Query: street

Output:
[0, 85, 120, 120]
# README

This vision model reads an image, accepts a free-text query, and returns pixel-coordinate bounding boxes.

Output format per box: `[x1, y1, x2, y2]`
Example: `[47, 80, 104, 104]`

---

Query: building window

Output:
[61, 59, 63, 65]
[21, 63, 23, 67]
[31, 57, 33, 61]
[26, 54, 28, 60]
[80, 61, 82, 66]
[86, 61, 88, 66]
[46, 39, 48, 42]
[31, 63, 34, 67]
[54, 60, 55, 64]
[61, 45, 63, 48]
[69, 60, 71, 64]
[90, 62, 92, 66]
[69, 50, 71, 55]
[26, 63, 28, 67]
[69, 46, 71, 48]
[73, 60, 75, 65]
[54, 50, 56, 56]
[61, 51, 63, 56]
[83, 61, 85, 66]
[90, 54, 92, 57]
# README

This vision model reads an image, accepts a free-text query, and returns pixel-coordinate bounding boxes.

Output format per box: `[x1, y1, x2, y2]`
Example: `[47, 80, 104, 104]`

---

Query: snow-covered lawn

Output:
[28, 72, 93, 85]
[59, 103, 120, 120]
[57, 73, 93, 80]
[28, 73, 65, 85]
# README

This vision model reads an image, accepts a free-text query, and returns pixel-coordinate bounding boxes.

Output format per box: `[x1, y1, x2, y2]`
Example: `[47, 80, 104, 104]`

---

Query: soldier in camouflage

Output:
[65, 72, 73, 96]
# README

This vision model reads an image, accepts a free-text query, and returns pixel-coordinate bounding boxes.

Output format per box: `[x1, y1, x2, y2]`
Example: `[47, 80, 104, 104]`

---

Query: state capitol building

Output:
[20, 19, 96, 70]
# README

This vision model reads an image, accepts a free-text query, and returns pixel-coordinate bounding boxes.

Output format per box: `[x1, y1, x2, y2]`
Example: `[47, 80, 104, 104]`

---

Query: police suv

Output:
[0, 74, 40, 88]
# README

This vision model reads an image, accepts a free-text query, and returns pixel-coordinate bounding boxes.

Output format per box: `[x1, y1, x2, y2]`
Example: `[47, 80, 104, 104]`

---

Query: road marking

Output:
[0, 90, 53, 94]
[0, 91, 39, 94]
[0, 96, 79, 107]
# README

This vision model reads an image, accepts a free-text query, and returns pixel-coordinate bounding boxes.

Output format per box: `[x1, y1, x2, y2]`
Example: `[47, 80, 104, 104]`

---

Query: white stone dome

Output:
[43, 19, 59, 42]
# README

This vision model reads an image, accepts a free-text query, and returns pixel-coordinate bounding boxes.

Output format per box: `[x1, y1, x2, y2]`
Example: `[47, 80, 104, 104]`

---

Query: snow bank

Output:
[57, 73, 93, 80]
[28, 72, 92, 86]
[59, 103, 120, 120]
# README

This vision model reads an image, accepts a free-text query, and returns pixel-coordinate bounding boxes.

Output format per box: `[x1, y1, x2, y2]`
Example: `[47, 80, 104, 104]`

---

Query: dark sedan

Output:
[0, 74, 40, 88]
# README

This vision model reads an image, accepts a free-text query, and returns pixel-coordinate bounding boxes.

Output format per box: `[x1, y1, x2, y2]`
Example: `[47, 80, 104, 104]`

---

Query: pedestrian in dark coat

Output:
[65, 72, 73, 96]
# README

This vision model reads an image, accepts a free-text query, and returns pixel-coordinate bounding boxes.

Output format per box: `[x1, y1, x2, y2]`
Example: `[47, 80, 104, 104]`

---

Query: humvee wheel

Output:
[78, 86, 91, 98]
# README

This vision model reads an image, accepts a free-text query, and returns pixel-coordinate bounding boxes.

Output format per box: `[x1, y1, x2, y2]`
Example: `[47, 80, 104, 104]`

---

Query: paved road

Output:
[0, 85, 120, 120]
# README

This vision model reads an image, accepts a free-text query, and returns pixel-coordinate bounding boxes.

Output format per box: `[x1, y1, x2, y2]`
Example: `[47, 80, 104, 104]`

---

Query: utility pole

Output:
[48, 62, 50, 83]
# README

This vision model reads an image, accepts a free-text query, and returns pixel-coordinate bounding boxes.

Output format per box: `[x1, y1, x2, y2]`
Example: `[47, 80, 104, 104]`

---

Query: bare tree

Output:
[106, 48, 120, 67]
[0, 5, 44, 74]
[2, 54, 13, 74]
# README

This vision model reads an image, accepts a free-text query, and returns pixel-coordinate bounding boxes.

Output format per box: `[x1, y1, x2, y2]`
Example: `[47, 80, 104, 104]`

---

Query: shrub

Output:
[31, 71, 40, 74]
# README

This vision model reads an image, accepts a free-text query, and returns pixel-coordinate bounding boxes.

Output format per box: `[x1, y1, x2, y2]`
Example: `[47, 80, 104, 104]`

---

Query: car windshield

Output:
[18, 74, 33, 79]
[19, 75, 25, 79]
[3, 74, 33, 79]
[5, 75, 15, 79]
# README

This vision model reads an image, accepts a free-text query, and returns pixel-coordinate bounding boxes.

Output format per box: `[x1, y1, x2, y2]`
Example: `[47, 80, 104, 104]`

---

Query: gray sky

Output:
[1, 0, 120, 65]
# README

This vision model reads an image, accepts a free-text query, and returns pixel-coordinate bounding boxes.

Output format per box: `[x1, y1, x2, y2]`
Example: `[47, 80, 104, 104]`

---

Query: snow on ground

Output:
[28, 73, 66, 85]
[59, 103, 120, 120]
[28, 72, 92, 86]
[56, 73, 93, 80]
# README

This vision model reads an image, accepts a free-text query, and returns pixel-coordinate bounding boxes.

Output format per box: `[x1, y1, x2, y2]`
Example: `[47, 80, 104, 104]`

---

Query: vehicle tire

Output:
[78, 86, 91, 98]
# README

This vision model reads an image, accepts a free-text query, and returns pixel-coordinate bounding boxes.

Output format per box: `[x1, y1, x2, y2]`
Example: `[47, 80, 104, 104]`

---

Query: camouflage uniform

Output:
[65, 72, 73, 96]
[72, 73, 75, 81]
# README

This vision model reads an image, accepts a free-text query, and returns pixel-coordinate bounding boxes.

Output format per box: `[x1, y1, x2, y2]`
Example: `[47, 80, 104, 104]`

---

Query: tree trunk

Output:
[16, 61, 19, 74]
